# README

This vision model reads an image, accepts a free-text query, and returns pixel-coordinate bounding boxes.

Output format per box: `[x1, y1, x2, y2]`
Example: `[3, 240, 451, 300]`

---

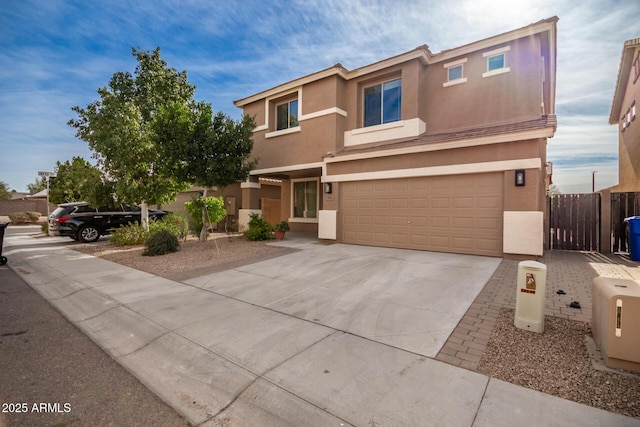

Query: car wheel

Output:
[0, 256, 7, 265]
[78, 225, 100, 243]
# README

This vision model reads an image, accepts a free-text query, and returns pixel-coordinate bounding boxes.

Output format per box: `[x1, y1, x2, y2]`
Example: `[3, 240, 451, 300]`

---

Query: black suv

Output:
[49, 202, 167, 243]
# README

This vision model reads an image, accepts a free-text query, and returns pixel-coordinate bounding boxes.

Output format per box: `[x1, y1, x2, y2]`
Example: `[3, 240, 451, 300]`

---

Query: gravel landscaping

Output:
[72, 234, 293, 281]
[479, 308, 640, 419]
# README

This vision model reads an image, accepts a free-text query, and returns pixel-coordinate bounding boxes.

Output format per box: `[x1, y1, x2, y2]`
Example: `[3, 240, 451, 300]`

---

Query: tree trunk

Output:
[141, 201, 149, 231]
[199, 187, 208, 242]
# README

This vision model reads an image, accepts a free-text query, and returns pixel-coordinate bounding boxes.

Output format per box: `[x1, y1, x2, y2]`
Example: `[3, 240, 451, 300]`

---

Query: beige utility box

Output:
[514, 261, 547, 333]
[592, 277, 640, 373]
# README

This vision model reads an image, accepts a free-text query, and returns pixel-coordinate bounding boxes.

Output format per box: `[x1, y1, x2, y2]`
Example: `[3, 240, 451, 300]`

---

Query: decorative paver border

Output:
[436, 251, 640, 371]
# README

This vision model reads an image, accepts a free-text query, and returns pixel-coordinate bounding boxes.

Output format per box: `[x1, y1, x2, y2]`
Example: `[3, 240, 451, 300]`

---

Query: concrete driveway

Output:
[185, 242, 501, 358]
[7, 232, 636, 426]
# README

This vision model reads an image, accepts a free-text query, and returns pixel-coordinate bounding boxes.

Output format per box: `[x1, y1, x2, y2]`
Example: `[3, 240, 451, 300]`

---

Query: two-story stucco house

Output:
[609, 38, 640, 192]
[234, 17, 558, 258]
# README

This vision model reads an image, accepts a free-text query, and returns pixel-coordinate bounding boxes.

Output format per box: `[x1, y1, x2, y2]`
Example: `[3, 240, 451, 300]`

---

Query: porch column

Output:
[239, 176, 261, 231]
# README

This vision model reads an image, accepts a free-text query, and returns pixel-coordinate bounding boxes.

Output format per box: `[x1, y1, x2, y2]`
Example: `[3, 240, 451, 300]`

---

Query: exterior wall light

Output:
[515, 169, 526, 187]
[324, 182, 333, 194]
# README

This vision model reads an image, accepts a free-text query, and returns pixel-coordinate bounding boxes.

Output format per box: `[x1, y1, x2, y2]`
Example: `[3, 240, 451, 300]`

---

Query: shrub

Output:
[245, 213, 272, 241]
[274, 221, 290, 232]
[8, 211, 41, 224]
[184, 196, 226, 236]
[142, 229, 179, 256]
[150, 213, 189, 241]
[41, 222, 49, 235]
[110, 222, 148, 246]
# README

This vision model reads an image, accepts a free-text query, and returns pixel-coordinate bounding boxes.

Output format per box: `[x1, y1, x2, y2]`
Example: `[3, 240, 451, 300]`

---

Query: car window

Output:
[75, 205, 97, 213]
[123, 205, 141, 213]
[98, 206, 122, 212]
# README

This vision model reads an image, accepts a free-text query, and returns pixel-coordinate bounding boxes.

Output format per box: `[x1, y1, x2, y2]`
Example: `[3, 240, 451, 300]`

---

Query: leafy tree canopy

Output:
[49, 157, 113, 206]
[27, 177, 47, 195]
[68, 47, 192, 206]
[154, 101, 256, 240]
[0, 181, 11, 200]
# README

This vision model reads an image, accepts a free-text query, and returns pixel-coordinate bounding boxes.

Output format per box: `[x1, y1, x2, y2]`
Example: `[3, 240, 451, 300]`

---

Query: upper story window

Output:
[276, 99, 299, 130]
[443, 58, 468, 87]
[448, 65, 463, 80]
[633, 53, 639, 84]
[487, 54, 505, 71]
[363, 78, 401, 127]
[482, 46, 511, 78]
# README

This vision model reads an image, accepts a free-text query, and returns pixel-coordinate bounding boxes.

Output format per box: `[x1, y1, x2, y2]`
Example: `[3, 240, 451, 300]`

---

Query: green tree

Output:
[68, 47, 192, 228]
[27, 177, 47, 195]
[155, 102, 256, 241]
[0, 181, 11, 200]
[49, 157, 113, 205]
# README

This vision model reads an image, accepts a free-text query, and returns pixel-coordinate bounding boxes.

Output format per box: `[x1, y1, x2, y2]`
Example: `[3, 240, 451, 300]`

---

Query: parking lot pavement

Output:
[0, 264, 190, 427]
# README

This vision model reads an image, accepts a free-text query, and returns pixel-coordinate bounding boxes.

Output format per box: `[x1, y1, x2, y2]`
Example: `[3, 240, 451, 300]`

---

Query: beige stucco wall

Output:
[424, 36, 544, 134]
[616, 50, 640, 192]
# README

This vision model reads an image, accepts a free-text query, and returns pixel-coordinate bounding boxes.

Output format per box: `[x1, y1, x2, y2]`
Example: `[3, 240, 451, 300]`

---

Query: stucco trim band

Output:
[323, 158, 542, 183]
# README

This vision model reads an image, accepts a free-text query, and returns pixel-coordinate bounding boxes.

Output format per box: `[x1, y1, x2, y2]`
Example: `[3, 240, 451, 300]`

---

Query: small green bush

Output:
[41, 222, 49, 234]
[142, 229, 180, 256]
[274, 221, 290, 232]
[8, 211, 41, 224]
[184, 196, 227, 237]
[245, 213, 272, 241]
[110, 222, 148, 246]
[150, 213, 189, 241]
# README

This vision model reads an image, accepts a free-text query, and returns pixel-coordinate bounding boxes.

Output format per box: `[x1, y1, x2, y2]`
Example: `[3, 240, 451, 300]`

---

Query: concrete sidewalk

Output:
[3, 232, 639, 426]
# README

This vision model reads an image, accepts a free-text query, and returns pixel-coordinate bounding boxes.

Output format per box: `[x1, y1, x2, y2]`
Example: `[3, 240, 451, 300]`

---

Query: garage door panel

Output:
[375, 198, 390, 208]
[453, 217, 474, 229]
[341, 173, 503, 256]
[410, 216, 428, 227]
[477, 196, 501, 208]
[358, 199, 373, 209]
[390, 216, 407, 225]
[358, 215, 372, 225]
[392, 198, 408, 209]
[477, 217, 500, 230]
[375, 216, 390, 226]
[453, 197, 474, 209]
[431, 216, 450, 228]
[431, 196, 451, 208]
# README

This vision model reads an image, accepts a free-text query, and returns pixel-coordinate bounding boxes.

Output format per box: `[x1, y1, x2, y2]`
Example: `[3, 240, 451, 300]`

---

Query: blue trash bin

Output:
[625, 216, 640, 262]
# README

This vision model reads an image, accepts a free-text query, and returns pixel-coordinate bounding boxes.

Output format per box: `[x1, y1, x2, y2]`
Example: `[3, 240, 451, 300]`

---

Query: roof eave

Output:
[609, 38, 640, 124]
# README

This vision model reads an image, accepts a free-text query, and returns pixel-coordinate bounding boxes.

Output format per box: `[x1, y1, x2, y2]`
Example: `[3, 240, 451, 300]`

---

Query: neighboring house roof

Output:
[29, 189, 48, 198]
[609, 37, 640, 124]
[234, 16, 558, 108]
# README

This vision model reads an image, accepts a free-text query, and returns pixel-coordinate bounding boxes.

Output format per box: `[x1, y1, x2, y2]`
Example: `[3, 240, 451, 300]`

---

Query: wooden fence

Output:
[611, 192, 640, 252]
[548, 191, 640, 253]
[549, 193, 600, 251]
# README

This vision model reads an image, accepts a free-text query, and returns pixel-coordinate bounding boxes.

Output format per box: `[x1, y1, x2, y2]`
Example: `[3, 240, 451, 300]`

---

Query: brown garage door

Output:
[341, 173, 504, 256]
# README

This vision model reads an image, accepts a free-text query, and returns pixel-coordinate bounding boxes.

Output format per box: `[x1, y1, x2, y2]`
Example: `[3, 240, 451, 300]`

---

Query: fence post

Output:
[600, 189, 611, 254]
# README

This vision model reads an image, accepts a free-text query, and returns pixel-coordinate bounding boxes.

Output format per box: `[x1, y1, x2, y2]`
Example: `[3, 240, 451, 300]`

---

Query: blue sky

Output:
[1, 0, 638, 194]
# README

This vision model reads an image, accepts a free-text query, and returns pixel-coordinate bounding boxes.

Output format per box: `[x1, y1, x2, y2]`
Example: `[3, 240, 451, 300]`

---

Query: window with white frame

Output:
[363, 78, 401, 127]
[292, 178, 318, 219]
[276, 99, 299, 131]
[443, 58, 468, 87]
[623, 101, 637, 132]
[487, 53, 505, 71]
[482, 46, 510, 78]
